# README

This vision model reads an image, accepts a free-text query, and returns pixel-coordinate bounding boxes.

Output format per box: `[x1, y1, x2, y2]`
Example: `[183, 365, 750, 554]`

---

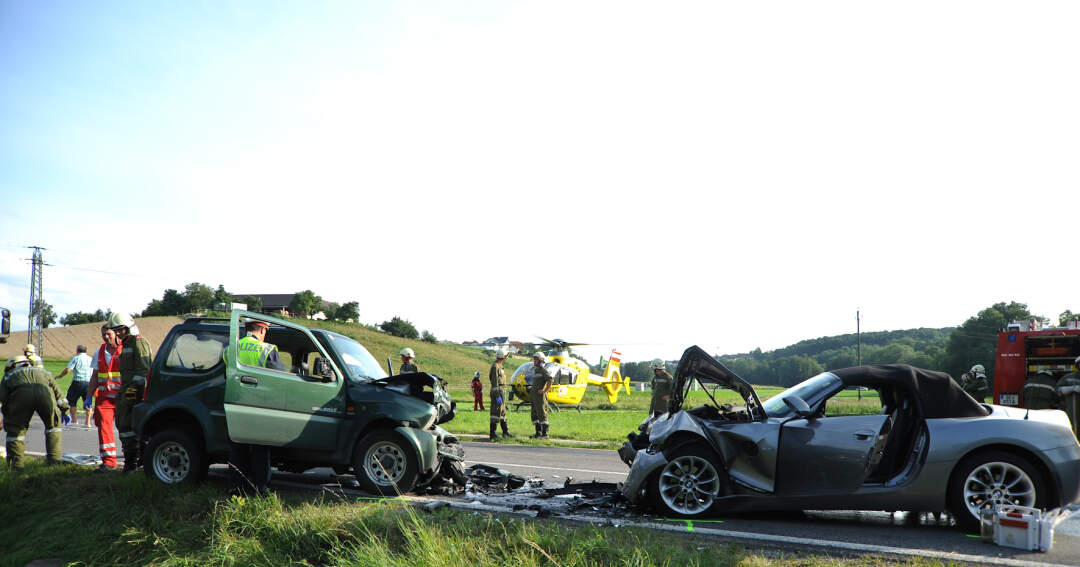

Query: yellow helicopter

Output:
[510, 337, 630, 411]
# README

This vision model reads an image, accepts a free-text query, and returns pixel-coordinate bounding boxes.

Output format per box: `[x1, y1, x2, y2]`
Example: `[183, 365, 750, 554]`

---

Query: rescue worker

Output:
[471, 371, 485, 411]
[228, 318, 284, 496]
[1, 355, 66, 469]
[649, 359, 673, 417]
[1058, 355, 1080, 438]
[1022, 370, 1059, 410]
[108, 311, 153, 473]
[529, 351, 553, 438]
[488, 348, 512, 441]
[88, 324, 123, 471]
[399, 348, 418, 374]
[962, 364, 990, 403]
[22, 344, 44, 368]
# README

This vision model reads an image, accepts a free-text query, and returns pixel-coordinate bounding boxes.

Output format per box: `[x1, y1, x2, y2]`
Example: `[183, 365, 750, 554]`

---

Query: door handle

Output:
[239, 375, 258, 385]
[853, 430, 874, 440]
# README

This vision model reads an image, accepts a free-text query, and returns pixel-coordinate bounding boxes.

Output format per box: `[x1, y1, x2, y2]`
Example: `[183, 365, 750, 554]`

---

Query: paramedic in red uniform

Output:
[88, 324, 123, 471]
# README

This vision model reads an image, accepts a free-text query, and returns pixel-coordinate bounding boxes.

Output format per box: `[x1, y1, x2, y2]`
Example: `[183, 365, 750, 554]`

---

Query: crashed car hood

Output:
[669, 345, 764, 416]
[374, 372, 455, 424]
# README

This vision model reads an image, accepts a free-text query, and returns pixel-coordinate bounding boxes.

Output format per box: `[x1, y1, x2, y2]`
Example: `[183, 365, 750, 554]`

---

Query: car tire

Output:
[352, 430, 420, 496]
[649, 442, 725, 518]
[144, 428, 207, 484]
[947, 450, 1048, 532]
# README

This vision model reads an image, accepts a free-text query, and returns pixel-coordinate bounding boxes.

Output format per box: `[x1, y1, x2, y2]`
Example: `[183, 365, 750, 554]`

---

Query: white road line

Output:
[463, 459, 623, 476]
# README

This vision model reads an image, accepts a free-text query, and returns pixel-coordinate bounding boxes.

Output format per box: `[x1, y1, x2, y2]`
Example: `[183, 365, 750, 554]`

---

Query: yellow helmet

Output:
[5, 355, 29, 371]
[23, 344, 35, 354]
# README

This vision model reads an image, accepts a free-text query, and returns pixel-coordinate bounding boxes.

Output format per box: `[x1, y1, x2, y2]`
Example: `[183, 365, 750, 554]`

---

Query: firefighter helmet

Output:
[4, 355, 30, 371]
[22, 344, 35, 354]
[494, 347, 508, 358]
[474, 371, 481, 378]
[399, 347, 415, 358]
[651, 358, 665, 370]
[970, 364, 985, 374]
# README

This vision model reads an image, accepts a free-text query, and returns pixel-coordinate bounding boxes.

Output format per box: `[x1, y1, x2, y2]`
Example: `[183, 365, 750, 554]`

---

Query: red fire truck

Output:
[993, 319, 1080, 408]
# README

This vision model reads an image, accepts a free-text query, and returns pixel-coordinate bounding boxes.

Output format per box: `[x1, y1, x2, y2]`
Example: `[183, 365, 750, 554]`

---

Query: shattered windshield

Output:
[761, 372, 840, 417]
[324, 332, 387, 382]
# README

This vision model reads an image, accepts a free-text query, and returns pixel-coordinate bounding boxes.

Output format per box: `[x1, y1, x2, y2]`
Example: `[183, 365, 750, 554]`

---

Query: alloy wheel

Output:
[962, 460, 1036, 518]
[658, 455, 720, 515]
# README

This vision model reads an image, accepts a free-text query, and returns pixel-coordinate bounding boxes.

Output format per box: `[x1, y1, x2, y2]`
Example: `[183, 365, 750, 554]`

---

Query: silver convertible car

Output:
[618, 346, 1080, 530]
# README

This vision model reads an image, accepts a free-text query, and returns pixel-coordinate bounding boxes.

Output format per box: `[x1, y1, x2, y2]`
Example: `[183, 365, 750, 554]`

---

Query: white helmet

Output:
[651, 358, 665, 370]
[1074, 354, 1080, 366]
[970, 364, 985, 374]
[107, 311, 140, 335]
[474, 371, 481, 378]
[399, 347, 415, 358]
[532, 351, 546, 360]
[23, 344, 35, 354]
[494, 347, 508, 359]
[5, 355, 30, 371]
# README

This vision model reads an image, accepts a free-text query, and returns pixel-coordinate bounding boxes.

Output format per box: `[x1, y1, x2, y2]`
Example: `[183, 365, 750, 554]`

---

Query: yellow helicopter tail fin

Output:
[597, 349, 629, 404]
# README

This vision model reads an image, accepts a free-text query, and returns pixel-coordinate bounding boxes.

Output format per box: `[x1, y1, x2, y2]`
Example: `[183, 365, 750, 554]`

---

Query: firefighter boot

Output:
[45, 425, 63, 466]
[121, 437, 139, 473]
[540, 423, 549, 438]
[530, 424, 542, 438]
[500, 420, 513, 438]
[5, 428, 26, 470]
[489, 422, 498, 442]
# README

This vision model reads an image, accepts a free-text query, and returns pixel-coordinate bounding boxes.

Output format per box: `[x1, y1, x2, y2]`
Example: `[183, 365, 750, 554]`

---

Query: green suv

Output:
[133, 311, 463, 494]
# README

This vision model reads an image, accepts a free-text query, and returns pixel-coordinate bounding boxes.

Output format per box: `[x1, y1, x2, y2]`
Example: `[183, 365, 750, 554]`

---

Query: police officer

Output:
[649, 359, 673, 418]
[399, 348, 418, 374]
[529, 351, 553, 438]
[488, 348, 513, 441]
[22, 344, 44, 368]
[963, 364, 990, 403]
[1022, 370, 1059, 410]
[1, 355, 67, 469]
[1058, 355, 1080, 438]
[107, 311, 153, 473]
[228, 319, 284, 496]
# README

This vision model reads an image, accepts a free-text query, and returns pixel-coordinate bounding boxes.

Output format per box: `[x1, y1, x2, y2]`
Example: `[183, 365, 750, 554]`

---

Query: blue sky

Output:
[2, 1, 1079, 362]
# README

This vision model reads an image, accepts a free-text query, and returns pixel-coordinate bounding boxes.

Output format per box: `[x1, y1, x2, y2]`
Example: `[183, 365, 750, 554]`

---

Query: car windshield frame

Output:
[761, 372, 842, 418]
[323, 332, 387, 382]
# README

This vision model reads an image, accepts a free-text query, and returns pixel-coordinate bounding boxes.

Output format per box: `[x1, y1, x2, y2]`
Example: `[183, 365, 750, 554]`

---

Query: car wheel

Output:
[650, 443, 724, 517]
[352, 430, 419, 496]
[144, 428, 207, 484]
[947, 450, 1047, 532]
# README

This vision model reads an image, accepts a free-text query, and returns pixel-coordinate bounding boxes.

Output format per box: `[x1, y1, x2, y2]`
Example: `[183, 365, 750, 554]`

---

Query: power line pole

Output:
[856, 309, 861, 400]
[26, 246, 46, 356]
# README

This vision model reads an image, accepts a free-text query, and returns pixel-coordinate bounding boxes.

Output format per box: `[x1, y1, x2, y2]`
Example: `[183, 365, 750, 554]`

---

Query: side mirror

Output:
[313, 357, 335, 383]
[782, 395, 814, 419]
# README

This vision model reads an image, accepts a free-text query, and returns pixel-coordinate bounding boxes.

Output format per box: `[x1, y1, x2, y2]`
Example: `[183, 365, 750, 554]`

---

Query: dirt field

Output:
[0, 316, 183, 361]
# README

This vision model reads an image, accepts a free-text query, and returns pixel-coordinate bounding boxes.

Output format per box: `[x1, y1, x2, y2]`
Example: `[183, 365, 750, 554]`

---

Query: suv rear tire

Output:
[353, 430, 419, 496]
[144, 428, 207, 484]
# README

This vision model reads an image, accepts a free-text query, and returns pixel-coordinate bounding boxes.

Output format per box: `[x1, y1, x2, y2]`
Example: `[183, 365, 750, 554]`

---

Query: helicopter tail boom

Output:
[587, 349, 630, 404]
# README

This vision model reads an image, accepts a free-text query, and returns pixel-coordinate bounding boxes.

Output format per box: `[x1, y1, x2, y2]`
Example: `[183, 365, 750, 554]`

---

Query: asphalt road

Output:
[22, 422, 1080, 566]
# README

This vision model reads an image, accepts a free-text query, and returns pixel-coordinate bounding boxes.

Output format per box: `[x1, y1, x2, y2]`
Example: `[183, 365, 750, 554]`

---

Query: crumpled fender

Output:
[394, 425, 438, 473]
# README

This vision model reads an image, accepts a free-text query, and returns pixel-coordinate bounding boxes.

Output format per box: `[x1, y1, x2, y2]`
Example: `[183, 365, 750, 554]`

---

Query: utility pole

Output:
[856, 309, 862, 400]
[26, 246, 46, 356]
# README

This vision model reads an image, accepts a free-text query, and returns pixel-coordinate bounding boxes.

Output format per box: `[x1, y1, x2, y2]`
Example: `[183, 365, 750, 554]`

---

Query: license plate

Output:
[1000, 393, 1019, 406]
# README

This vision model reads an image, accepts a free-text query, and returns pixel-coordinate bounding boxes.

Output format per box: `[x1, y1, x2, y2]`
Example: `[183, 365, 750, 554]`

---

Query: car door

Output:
[224, 310, 345, 449]
[775, 412, 889, 496]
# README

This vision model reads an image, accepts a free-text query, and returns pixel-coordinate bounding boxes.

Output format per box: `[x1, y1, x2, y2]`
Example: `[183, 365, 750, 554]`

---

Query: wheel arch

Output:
[947, 443, 1060, 508]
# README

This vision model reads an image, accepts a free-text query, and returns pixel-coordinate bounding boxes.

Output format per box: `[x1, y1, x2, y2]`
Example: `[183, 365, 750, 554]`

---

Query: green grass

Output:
[0, 462, 952, 567]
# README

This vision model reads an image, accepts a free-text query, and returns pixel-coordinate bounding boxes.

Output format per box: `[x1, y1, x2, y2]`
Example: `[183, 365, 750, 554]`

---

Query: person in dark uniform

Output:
[107, 311, 152, 473]
[649, 359, 673, 417]
[399, 348, 418, 374]
[488, 348, 512, 441]
[1, 355, 66, 469]
[962, 364, 989, 403]
[529, 351, 553, 438]
[1022, 370, 1059, 410]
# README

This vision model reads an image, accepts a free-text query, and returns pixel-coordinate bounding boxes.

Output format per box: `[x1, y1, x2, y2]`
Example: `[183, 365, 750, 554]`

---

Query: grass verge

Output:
[0, 462, 951, 567]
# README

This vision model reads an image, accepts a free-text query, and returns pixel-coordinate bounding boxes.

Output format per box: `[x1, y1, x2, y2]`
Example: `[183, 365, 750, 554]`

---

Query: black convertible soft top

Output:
[832, 364, 989, 419]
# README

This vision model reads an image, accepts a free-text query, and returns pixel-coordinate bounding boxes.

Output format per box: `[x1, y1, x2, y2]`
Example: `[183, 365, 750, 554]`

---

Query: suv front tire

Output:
[353, 430, 419, 496]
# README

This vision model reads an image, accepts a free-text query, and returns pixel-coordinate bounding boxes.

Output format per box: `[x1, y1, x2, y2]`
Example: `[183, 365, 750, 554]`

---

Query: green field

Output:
[0, 462, 946, 567]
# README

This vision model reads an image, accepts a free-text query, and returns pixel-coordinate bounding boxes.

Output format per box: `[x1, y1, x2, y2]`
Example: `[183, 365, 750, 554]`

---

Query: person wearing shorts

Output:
[55, 345, 94, 426]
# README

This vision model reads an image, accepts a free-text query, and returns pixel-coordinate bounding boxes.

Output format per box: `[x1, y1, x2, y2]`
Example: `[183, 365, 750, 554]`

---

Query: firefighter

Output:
[1, 355, 66, 469]
[1022, 370, 1060, 410]
[89, 324, 123, 470]
[962, 364, 990, 403]
[1059, 355, 1080, 438]
[488, 348, 512, 441]
[399, 348, 418, 374]
[228, 319, 284, 496]
[107, 311, 153, 473]
[471, 371, 485, 411]
[529, 351, 553, 438]
[649, 359, 673, 417]
[22, 344, 44, 368]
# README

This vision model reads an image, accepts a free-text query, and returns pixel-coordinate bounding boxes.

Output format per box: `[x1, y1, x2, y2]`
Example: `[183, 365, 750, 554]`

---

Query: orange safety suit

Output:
[91, 342, 123, 467]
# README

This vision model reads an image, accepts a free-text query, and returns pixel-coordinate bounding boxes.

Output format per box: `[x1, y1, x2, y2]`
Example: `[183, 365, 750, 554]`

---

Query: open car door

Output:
[224, 310, 345, 449]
